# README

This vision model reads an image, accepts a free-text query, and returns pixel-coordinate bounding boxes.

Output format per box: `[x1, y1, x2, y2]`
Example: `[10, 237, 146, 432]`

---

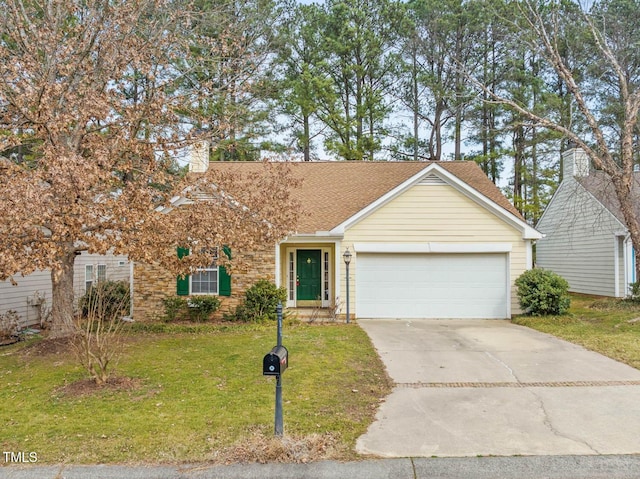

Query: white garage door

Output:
[356, 253, 508, 319]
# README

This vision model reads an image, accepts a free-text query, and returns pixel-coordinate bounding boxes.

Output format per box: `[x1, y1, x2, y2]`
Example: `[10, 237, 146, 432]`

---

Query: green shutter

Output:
[176, 247, 190, 296]
[219, 246, 231, 296]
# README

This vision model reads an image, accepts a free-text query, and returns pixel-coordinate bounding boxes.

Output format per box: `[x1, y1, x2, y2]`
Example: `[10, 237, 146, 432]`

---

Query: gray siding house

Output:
[536, 148, 638, 297]
[0, 252, 130, 330]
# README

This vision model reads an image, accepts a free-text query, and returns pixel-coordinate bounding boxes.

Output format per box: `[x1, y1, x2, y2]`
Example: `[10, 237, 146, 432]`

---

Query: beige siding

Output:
[341, 183, 529, 317]
[536, 180, 624, 297]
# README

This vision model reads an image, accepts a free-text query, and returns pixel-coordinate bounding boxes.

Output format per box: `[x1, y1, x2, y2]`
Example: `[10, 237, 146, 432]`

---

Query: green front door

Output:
[296, 250, 322, 301]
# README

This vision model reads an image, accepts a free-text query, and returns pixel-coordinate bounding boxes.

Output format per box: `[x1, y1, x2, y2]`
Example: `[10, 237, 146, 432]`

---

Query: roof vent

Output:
[419, 174, 446, 186]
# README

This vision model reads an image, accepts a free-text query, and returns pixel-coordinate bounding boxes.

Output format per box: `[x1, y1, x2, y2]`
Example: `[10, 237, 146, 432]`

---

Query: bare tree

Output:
[471, 0, 640, 280]
[0, 0, 299, 336]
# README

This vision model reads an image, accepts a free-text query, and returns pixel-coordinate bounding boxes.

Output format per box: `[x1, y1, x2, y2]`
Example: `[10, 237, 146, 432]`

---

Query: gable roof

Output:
[205, 160, 525, 235]
[577, 171, 640, 228]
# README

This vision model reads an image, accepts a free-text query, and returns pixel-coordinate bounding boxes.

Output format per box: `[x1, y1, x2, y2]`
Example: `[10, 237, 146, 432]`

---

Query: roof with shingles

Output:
[205, 161, 524, 234]
[577, 171, 640, 227]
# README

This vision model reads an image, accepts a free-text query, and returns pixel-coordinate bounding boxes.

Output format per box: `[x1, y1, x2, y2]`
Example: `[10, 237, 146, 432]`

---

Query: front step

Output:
[288, 307, 335, 322]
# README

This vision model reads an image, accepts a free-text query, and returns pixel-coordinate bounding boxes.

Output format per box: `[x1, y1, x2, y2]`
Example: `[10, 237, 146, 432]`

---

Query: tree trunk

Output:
[303, 114, 311, 162]
[50, 250, 76, 337]
[412, 44, 419, 162]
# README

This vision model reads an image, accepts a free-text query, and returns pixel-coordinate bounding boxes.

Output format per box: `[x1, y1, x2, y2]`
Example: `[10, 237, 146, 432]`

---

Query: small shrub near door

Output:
[515, 268, 571, 316]
[224, 279, 287, 322]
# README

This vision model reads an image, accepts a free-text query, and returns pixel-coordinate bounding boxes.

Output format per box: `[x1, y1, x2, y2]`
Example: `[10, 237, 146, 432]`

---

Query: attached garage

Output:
[355, 251, 509, 319]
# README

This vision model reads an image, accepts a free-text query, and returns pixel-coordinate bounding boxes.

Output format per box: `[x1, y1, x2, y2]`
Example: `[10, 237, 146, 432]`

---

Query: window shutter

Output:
[219, 246, 232, 296]
[176, 247, 190, 296]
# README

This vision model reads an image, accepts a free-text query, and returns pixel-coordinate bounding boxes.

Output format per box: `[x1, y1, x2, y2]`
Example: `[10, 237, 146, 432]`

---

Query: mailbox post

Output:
[262, 302, 287, 436]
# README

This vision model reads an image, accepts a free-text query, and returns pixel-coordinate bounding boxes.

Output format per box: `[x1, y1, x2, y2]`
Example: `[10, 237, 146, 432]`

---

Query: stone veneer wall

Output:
[133, 246, 276, 322]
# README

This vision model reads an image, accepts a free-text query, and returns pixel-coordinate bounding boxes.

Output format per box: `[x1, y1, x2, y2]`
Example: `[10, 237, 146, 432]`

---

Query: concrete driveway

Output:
[356, 319, 640, 457]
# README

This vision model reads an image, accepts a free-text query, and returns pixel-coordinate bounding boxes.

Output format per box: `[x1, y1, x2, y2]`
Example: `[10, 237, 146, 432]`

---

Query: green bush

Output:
[79, 281, 130, 319]
[187, 296, 221, 322]
[162, 296, 188, 322]
[224, 279, 286, 322]
[162, 296, 220, 322]
[515, 268, 570, 316]
[629, 281, 640, 302]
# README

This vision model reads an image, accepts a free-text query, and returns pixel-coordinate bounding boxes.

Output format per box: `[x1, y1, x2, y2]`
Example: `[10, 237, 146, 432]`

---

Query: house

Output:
[0, 252, 130, 330]
[536, 147, 638, 297]
[133, 158, 541, 321]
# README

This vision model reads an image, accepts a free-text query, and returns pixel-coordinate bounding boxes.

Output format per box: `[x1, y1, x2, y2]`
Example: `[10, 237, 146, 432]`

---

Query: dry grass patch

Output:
[218, 428, 343, 464]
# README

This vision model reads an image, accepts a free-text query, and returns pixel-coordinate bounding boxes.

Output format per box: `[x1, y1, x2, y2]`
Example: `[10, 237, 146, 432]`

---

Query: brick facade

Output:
[133, 246, 276, 322]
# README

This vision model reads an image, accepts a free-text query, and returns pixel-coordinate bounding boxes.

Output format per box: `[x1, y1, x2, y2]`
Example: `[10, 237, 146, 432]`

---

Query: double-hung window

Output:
[85, 265, 94, 292]
[191, 256, 219, 295]
[176, 247, 231, 297]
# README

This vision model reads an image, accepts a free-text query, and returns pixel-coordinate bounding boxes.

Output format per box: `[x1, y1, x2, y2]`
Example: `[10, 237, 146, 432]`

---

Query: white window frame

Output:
[85, 264, 94, 292]
[97, 264, 107, 283]
[190, 250, 219, 295]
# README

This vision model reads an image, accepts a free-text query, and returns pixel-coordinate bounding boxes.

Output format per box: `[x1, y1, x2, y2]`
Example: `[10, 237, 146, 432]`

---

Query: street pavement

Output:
[3, 455, 640, 479]
[357, 319, 640, 457]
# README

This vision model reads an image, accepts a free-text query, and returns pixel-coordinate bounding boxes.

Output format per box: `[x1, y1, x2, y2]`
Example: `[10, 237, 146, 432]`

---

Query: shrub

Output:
[515, 268, 570, 316]
[245, 280, 287, 320]
[0, 310, 20, 340]
[187, 296, 221, 322]
[162, 295, 220, 322]
[79, 281, 130, 319]
[162, 296, 188, 322]
[629, 281, 640, 302]
[224, 279, 286, 322]
[73, 282, 130, 385]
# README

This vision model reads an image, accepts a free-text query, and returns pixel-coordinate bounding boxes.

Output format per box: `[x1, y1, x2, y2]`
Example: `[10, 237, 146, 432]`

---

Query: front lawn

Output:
[513, 294, 640, 369]
[0, 321, 392, 464]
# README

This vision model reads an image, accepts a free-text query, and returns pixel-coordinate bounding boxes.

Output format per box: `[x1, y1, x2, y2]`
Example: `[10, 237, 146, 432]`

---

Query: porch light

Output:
[343, 248, 352, 265]
[343, 248, 352, 323]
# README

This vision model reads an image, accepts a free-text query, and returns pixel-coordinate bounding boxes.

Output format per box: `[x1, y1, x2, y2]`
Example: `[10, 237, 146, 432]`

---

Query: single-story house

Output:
[536, 147, 638, 297]
[0, 252, 130, 330]
[133, 158, 541, 321]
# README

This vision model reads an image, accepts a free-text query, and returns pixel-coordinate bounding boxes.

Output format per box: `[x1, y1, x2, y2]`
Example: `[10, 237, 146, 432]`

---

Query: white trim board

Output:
[353, 243, 513, 254]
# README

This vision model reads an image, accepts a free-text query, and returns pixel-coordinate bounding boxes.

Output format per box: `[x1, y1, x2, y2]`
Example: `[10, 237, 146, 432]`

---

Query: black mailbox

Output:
[263, 346, 288, 376]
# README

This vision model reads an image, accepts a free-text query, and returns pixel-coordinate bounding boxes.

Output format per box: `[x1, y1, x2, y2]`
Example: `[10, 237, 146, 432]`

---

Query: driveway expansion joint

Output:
[395, 380, 640, 388]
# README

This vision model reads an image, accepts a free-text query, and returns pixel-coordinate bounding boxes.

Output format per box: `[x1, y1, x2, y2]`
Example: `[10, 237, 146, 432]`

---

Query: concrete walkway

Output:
[356, 319, 640, 457]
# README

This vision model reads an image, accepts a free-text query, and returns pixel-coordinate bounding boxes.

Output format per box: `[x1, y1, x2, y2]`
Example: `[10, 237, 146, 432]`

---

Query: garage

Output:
[355, 252, 509, 319]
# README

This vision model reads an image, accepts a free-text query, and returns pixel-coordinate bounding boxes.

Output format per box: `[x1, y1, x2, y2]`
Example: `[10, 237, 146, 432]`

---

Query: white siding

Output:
[0, 252, 130, 329]
[536, 180, 625, 297]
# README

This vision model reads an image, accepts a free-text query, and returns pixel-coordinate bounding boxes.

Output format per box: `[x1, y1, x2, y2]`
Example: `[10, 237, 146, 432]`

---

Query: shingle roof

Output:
[205, 161, 523, 234]
[577, 171, 640, 227]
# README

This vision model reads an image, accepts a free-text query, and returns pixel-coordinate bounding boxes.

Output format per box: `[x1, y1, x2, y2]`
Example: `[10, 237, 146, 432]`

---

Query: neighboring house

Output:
[133, 159, 541, 321]
[536, 147, 639, 297]
[0, 252, 130, 330]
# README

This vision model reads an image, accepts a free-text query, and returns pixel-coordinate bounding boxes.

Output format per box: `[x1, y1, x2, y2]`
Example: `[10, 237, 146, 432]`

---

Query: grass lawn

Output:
[513, 294, 640, 370]
[0, 321, 392, 465]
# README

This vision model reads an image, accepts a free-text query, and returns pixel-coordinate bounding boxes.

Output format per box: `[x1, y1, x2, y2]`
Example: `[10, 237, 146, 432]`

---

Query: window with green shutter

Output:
[176, 246, 231, 296]
[176, 247, 190, 296]
[219, 247, 232, 296]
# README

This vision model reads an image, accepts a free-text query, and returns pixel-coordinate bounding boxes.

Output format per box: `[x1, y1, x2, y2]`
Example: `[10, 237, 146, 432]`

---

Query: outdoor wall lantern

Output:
[343, 248, 352, 324]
